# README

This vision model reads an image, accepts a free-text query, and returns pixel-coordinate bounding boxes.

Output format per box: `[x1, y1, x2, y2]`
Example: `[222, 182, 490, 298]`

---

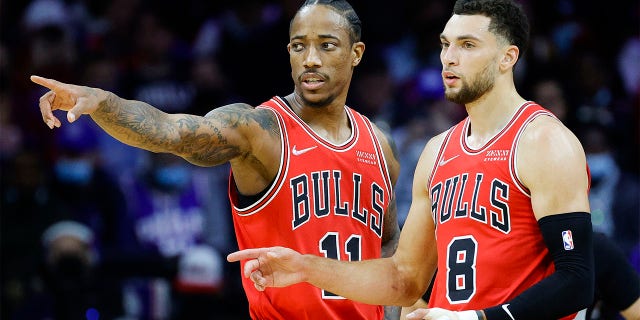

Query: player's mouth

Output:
[300, 72, 326, 90]
[442, 71, 460, 86]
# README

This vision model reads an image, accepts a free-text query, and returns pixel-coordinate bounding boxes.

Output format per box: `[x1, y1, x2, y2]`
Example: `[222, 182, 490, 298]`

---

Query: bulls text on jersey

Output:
[290, 169, 385, 237]
[430, 172, 511, 233]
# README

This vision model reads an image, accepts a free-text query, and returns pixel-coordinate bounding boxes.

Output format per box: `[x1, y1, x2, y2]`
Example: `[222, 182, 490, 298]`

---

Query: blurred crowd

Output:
[0, 0, 638, 319]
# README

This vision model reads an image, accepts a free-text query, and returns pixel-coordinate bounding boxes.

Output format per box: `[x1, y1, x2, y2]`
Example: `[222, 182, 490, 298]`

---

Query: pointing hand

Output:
[31, 75, 108, 128]
[227, 246, 308, 291]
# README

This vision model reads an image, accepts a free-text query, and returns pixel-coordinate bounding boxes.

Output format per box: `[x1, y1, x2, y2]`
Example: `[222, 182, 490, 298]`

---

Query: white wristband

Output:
[456, 310, 480, 320]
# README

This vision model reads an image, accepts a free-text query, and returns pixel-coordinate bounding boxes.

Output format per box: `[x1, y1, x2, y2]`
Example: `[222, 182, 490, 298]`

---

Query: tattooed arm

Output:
[31, 75, 280, 172]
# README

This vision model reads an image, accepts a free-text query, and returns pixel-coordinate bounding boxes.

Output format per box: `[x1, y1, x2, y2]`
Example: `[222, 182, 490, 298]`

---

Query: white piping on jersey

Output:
[428, 127, 455, 226]
[356, 112, 393, 196]
[272, 96, 358, 150]
[459, 101, 536, 155]
[501, 304, 515, 320]
[509, 108, 556, 198]
[572, 308, 587, 320]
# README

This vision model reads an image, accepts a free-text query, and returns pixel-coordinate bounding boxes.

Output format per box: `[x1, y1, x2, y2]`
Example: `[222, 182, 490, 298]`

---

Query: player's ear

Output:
[500, 45, 519, 71]
[352, 41, 365, 67]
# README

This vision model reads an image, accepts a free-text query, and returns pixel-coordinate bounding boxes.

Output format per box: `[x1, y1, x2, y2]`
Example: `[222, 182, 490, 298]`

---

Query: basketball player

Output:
[31, 1, 401, 319]
[227, 0, 595, 319]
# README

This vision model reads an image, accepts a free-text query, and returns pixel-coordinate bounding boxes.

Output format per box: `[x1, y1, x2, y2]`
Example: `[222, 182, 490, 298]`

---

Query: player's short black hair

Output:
[453, 0, 529, 56]
[291, 0, 362, 44]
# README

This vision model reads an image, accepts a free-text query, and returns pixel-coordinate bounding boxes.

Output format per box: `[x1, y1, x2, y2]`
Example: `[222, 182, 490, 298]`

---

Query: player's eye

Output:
[291, 43, 304, 52]
[322, 42, 337, 50]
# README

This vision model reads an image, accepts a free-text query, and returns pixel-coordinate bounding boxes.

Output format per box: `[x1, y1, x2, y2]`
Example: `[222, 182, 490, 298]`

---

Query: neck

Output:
[464, 79, 526, 148]
[285, 93, 352, 144]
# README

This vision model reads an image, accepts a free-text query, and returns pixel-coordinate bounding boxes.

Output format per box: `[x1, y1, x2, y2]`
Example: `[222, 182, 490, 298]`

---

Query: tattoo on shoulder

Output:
[186, 103, 280, 164]
[209, 103, 279, 137]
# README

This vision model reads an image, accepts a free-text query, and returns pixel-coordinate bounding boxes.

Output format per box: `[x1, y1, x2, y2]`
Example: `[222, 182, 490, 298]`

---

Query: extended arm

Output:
[31, 75, 277, 169]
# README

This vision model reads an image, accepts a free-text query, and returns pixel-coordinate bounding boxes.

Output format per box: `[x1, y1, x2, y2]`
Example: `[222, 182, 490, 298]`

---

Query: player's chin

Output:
[300, 92, 335, 108]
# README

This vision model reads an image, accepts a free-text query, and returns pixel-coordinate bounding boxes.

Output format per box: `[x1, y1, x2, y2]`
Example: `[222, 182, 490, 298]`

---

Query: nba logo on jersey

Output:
[562, 230, 574, 250]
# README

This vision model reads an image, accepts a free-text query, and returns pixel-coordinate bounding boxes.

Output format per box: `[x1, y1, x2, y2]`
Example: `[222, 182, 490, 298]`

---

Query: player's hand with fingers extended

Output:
[227, 246, 308, 291]
[30, 75, 109, 129]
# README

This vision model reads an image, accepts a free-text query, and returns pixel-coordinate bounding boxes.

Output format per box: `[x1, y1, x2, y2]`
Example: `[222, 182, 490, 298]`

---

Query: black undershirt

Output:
[234, 178, 275, 209]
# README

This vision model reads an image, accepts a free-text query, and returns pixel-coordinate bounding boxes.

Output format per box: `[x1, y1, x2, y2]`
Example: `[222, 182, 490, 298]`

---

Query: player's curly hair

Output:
[292, 0, 362, 44]
[453, 0, 530, 56]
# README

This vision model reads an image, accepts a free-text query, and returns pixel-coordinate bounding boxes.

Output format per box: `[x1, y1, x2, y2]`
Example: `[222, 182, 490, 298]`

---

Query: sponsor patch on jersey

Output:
[562, 230, 574, 250]
[356, 150, 377, 165]
[483, 149, 510, 162]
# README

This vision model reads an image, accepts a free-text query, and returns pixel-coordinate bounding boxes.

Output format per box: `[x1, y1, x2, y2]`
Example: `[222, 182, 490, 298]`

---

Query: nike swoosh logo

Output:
[292, 145, 318, 156]
[502, 304, 515, 320]
[439, 154, 459, 166]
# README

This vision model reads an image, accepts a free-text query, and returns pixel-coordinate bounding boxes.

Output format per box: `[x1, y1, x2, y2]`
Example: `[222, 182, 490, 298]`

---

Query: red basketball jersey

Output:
[427, 102, 579, 320]
[229, 96, 393, 320]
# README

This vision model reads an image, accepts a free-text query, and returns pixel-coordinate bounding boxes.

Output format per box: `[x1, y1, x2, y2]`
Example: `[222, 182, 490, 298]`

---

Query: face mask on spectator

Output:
[586, 153, 617, 188]
[54, 158, 94, 185]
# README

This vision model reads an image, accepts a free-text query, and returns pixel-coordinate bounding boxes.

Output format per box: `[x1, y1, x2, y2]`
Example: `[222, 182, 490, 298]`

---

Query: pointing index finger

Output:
[30, 75, 65, 91]
[227, 248, 268, 262]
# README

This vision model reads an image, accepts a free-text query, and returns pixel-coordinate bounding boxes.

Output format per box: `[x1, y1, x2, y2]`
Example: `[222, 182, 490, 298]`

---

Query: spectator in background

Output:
[10, 0, 78, 153]
[349, 57, 398, 126]
[21, 0, 77, 80]
[392, 98, 464, 227]
[579, 124, 640, 269]
[11, 220, 125, 320]
[126, 7, 194, 114]
[116, 152, 227, 319]
[572, 53, 617, 127]
[614, 32, 639, 176]
[3, 49, 127, 316]
[187, 55, 235, 117]
[49, 117, 126, 253]
[213, 0, 291, 104]
[531, 78, 571, 124]
[1, 150, 59, 319]
[617, 36, 640, 99]
[0, 92, 23, 163]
